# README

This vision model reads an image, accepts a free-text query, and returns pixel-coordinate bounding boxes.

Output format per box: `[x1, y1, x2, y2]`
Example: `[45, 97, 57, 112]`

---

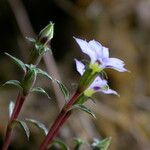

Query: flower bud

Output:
[22, 67, 37, 96]
[38, 22, 54, 45]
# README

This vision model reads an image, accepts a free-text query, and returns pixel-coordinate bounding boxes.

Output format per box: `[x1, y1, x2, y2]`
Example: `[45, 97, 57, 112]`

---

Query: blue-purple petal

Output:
[75, 59, 85, 75]
[74, 38, 97, 63]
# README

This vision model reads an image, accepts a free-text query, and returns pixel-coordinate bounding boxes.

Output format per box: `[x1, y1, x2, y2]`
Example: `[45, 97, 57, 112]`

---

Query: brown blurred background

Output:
[0, 0, 150, 149]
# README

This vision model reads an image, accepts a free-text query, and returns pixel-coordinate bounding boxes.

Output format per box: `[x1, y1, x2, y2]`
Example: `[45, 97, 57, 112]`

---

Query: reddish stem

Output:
[2, 93, 26, 150]
[39, 91, 80, 150]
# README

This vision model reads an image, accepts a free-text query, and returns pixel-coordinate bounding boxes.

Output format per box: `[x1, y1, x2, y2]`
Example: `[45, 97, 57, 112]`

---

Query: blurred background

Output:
[0, 0, 150, 149]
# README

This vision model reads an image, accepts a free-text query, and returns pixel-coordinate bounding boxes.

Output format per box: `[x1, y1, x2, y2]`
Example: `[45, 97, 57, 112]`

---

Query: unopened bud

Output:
[22, 67, 37, 95]
[38, 22, 54, 45]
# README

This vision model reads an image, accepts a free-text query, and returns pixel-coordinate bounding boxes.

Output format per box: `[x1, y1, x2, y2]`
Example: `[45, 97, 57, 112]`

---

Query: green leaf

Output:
[25, 65, 53, 81]
[12, 120, 30, 140]
[36, 68, 53, 81]
[74, 138, 85, 150]
[26, 118, 48, 135]
[70, 104, 96, 119]
[2, 80, 22, 90]
[55, 79, 70, 100]
[9, 101, 15, 118]
[5, 53, 26, 72]
[91, 137, 112, 150]
[48, 139, 69, 150]
[31, 87, 50, 99]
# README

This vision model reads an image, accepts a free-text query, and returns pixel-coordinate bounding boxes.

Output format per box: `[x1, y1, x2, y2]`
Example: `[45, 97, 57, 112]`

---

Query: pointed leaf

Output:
[55, 79, 70, 100]
[12, 120, 30, 140]
[5, 53, 26, 72]
[48, 139, 69, 150]
[26, 37, 36, 43]
[2, 80, 22, 90]
[9, 101, 15, 118]
[31, 87, 50, 99]
[91, 137, 112, 150]
[70, 104, 96, 118]
[36, 68, 52, 81]
[26, 118, 48, 135]
[74, 138, 85, 150]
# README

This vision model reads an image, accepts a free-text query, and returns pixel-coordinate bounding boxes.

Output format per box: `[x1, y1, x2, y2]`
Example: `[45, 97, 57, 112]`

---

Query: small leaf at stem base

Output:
[26, 118, 48, 135]
[11, 120, 30, 140]
[69, 104, 96, 119]
[2, 80, 22, 90]
[55, 79, 70, 100]
[31, 87, 51, 99]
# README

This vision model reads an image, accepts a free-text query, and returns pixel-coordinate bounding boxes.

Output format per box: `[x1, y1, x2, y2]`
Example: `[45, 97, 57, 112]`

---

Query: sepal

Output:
[26, 37, 36, 43]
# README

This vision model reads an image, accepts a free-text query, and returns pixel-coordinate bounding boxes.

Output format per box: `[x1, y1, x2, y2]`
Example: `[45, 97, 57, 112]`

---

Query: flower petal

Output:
[75, 59, 85, 75]
[101, 88, 119, 96]
[88, 76, 107, 90]
[88, 76, 118, 96]
[102, 46, 109, 58]
[89, 76, 104, 90]
[74, 38, 97, 63]
[89, 40, 103, 58]
[89, 40, 109, 59]
[101, 58, 127, 72]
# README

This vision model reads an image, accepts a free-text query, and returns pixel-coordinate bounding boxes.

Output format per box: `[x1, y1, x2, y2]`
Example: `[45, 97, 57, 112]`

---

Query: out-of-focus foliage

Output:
[0, 0, 150, 150]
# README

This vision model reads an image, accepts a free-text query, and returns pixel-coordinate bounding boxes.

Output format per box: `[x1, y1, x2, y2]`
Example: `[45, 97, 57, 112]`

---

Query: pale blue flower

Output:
[75, 59, 118, 96]
[88, 76, 118, 95]
[75, 38, 127, 72]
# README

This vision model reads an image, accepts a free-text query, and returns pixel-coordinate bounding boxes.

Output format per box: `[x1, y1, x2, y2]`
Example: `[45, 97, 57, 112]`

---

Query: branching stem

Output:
[39, 91, 80, 150]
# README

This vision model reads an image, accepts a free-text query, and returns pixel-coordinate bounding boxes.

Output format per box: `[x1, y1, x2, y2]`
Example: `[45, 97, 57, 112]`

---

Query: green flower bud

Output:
[22, 67, 37, 95]
[38, 22, 54, 45]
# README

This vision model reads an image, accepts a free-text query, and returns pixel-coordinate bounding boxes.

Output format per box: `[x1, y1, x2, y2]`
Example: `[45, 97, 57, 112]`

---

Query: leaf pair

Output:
[5, 53, 53, 81]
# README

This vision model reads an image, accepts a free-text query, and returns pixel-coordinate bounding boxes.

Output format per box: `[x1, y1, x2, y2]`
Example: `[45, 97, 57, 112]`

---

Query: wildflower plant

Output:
[1, 22, 128, 150]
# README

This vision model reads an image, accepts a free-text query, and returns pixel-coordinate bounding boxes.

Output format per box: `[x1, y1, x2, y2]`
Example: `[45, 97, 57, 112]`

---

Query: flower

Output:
[75, 59, 118, 96]
[86, 76, 118, 96]
[74, 38, 127, 72]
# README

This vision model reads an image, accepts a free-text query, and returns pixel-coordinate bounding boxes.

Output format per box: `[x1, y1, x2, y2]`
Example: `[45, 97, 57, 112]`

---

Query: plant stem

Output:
[2, 93, 26, 150]
[39, 91, 80, 150]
